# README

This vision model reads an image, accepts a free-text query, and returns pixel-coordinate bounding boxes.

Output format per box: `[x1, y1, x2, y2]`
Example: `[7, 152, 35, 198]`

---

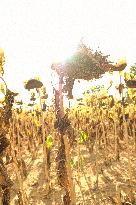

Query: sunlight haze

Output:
[0, 0, 136, 103]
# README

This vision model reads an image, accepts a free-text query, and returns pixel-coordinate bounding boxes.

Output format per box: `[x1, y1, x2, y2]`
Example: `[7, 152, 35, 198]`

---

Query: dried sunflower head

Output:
[24, 79, 43, 90]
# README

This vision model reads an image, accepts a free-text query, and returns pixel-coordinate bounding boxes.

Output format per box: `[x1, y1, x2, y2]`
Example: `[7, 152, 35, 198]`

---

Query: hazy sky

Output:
[0, 0, 136, 101]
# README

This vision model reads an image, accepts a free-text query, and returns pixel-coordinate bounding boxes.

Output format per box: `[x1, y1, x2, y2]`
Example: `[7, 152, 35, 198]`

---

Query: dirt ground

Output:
[6, 135, 136, 205]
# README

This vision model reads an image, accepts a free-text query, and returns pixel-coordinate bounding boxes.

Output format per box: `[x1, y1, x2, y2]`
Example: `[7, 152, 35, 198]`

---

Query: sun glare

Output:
[0, 0, 136, 104]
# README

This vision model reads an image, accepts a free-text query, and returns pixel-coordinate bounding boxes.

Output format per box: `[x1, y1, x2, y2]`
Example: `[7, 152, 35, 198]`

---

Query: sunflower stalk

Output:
[123, 107, 134, 202]
[63, 135, 76, 205]
[95, 127, 99, 189]
[38, 90, 50, 192]
[10, 116, 28, 205]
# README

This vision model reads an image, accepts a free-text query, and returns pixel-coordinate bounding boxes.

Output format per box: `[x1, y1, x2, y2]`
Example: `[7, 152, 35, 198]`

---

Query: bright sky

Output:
[0, 0, 136, 103]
